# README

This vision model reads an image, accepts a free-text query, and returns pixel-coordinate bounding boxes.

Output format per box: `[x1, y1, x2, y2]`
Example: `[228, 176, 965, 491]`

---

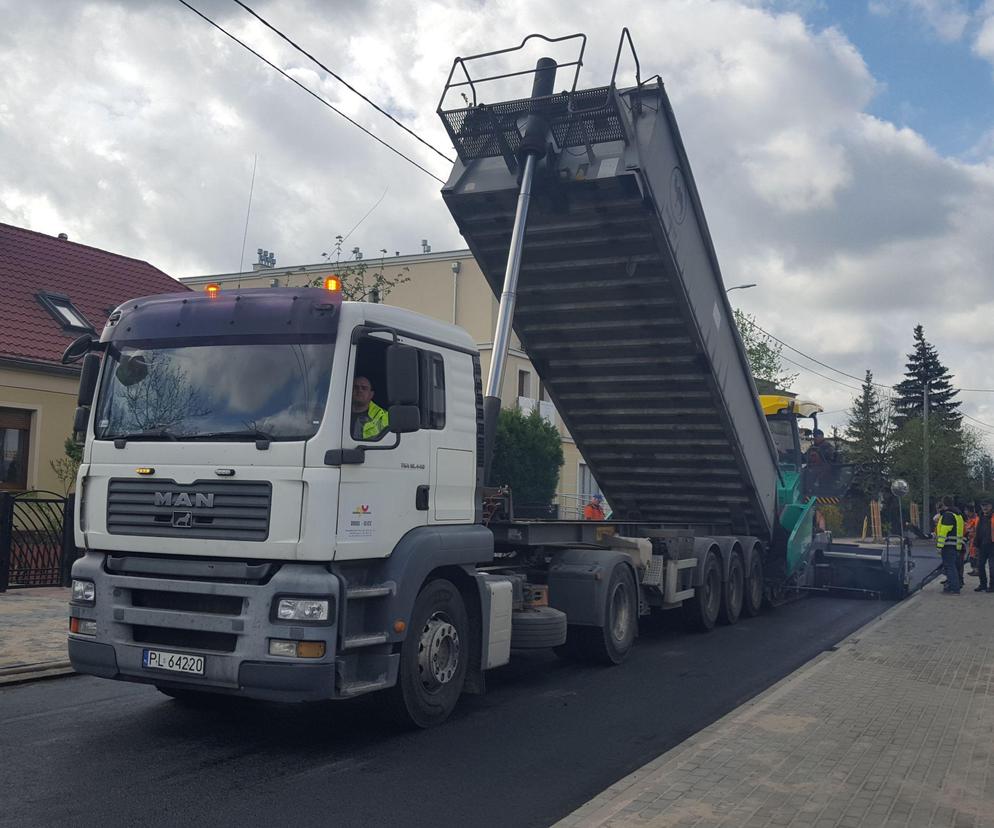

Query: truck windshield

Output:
[94, 340, 335, 442]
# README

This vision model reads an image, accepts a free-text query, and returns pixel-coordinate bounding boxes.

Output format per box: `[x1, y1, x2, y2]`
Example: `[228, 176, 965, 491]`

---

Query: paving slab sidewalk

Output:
[0, 587, 72, 684]
[554, 579, 994, 828]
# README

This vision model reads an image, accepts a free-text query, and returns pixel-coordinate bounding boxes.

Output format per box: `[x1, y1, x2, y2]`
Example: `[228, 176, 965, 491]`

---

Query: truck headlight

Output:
[72, 579, 95, 604]
[276, 598, 330, 622]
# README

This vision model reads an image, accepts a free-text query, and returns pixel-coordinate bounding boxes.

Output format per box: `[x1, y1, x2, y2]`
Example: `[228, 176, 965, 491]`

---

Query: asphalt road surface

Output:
[3, 560, 941, 828]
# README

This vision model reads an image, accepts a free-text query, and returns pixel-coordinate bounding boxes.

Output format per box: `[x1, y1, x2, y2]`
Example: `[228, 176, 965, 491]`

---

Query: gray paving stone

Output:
[554, 581, 994, 828]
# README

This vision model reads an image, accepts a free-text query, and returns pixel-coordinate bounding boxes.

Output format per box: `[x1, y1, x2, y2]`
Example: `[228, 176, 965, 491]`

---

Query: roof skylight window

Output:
[36, 292, 94, 333]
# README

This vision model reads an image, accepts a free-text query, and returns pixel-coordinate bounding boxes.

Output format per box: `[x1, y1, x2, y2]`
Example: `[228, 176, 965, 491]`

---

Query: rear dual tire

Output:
[718, 550, 744, 626]
[556, 563, 637, 665]
[742, 551, 764, 618]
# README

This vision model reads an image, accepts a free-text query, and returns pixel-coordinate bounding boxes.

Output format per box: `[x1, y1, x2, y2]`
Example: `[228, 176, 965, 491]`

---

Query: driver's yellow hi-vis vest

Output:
[935, 512, 965, 552]
[359, 401, 390, 440]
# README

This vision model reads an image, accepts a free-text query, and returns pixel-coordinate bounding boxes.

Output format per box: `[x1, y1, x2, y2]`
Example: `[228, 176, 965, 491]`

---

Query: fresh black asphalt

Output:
[1, 549, 938, 828]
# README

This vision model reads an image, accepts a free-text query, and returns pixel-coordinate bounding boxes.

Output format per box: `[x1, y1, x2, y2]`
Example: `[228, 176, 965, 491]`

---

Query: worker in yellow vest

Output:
[350, 375, 390, 440]
[935, 495, 965, 595]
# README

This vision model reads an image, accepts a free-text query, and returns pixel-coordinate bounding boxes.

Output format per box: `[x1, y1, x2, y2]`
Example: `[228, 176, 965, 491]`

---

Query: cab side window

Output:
[421, 352, 445, 430]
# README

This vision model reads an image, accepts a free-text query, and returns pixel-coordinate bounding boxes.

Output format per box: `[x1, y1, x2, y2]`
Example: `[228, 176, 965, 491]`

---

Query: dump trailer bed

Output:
[442, 80, 779, 538]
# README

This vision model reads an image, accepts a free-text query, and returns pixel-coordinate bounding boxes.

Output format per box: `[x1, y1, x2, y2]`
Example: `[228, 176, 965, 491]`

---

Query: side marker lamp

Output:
[135, 467, 155, 476]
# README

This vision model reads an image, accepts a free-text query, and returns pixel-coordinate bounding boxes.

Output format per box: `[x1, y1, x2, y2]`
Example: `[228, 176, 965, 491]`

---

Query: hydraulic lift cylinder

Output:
[483, 57, 557, 482]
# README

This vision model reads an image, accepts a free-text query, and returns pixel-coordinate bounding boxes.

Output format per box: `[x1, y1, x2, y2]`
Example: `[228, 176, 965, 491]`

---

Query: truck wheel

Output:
[684, 549, 721, 632]
[719, 550, 744, 625]
[568, 564, 637, 665]
[387, 578, 468, 729]
[742, 552, 764, 618]
[511, 606, 568, 649]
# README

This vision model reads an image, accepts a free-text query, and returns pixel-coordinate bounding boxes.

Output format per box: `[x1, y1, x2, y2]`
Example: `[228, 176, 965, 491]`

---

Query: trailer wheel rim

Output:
[748, 559, 763, 607]
[729, 558, 744, 610]
[704, 562, 721, 619]
[609, 581, 632, 643]
[417, 612, 461, 692]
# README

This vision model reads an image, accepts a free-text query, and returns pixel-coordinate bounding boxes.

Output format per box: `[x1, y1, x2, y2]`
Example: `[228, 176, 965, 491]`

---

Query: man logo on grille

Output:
[171, 511, 193, 528]
[154, 492, 215, 508]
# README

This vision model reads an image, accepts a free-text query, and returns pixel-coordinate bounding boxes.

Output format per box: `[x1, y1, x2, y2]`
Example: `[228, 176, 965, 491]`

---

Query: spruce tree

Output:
[892, 325, 961, 429]
[845, 370, 892, 499]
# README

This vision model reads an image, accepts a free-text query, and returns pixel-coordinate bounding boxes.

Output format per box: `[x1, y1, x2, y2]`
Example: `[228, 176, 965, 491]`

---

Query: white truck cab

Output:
[69, 287, 504, 726]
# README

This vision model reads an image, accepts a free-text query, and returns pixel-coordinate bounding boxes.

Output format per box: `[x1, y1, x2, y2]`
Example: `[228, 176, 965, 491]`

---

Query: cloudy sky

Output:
[3, 0, 994, 446]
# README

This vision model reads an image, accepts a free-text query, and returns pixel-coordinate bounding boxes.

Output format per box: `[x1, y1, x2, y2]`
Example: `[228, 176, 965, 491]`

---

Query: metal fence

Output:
[0, 491, 77, 591]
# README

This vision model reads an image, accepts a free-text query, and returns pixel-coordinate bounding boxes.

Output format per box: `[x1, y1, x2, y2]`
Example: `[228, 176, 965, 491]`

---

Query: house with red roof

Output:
[0, 223, 187, 493]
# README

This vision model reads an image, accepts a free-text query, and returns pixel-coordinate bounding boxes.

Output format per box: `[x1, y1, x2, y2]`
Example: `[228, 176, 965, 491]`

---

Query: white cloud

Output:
[2, 0, 994, 447]
[870, 0, 971, 42]
[972, 1, 994, 69]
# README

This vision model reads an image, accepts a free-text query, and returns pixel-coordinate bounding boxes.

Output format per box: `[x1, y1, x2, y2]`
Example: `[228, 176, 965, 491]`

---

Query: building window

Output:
[0, 408, 31, 491]
[517, 369, 531, 399]
[36, 292, 94, 332]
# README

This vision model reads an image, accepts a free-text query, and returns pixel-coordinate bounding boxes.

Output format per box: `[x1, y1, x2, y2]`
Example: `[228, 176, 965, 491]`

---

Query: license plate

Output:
[142, 648, 205, 676]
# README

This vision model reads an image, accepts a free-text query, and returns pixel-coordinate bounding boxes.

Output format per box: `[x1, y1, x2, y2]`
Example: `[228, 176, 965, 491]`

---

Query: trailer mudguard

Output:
[547, 547, 639, 628]
[689, 538, 719, 586]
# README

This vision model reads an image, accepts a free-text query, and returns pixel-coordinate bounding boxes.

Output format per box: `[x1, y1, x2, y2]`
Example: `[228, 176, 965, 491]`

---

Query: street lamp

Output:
[891, 479, 911, 594]
[726, 283, 757, 293]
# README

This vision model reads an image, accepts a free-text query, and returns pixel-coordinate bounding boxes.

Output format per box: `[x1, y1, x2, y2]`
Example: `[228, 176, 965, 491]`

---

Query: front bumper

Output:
[68, 550, 344, 702]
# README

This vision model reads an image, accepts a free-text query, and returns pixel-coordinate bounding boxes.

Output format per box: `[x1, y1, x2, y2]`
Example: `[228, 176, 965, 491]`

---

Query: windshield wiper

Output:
[187, 429, 276, 448]
[105, 429, 179, 447]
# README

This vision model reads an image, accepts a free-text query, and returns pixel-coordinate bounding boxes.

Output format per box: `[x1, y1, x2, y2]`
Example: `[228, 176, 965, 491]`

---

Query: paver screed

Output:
[555, 578, 994, 828]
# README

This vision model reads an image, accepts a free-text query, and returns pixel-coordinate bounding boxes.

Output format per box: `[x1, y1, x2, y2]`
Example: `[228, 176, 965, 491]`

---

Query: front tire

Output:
[387, 579, 468, 729]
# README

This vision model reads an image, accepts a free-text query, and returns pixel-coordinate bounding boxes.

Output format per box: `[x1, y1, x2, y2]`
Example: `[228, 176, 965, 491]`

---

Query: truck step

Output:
[345, 584, 395, 600]
[338, 677, 392, 697]
[343, 633, 389, 649]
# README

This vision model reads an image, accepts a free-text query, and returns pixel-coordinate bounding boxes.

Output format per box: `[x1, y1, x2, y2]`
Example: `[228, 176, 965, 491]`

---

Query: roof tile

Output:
[0, 223, 189, 367]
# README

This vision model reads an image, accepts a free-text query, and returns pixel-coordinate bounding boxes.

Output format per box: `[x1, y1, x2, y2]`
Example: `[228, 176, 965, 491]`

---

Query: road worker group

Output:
[934, 496, 994, 595]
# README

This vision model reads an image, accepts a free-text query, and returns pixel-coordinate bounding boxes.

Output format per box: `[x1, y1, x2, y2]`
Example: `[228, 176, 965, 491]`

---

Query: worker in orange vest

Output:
[964, 504, 979, 577]
[583, 494, 605, 521]
[974, 500, 994, 592]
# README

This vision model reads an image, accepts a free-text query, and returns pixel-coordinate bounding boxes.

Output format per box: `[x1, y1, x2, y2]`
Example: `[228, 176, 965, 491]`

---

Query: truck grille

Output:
[106, 479, 272, 542]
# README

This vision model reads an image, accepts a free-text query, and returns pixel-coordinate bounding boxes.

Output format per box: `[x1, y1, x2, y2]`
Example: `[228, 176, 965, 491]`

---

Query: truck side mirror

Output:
[62, 334, 95, 365]
[386, 344, 419, 405]
[388, 404, 421, 434]
[78, 353, 101, 407]
[72, 406, 90, 444]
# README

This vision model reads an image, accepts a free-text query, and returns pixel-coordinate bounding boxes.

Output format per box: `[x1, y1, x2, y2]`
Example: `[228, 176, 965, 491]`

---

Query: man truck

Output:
[67, 31, 838, 727]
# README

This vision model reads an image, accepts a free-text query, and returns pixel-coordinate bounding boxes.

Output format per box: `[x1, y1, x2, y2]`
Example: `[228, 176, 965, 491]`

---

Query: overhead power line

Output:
[776, 352, 864, 393]
[749, 318, 994, 396]
[231, 0, 454, 164]
[176, 0, 446, 184]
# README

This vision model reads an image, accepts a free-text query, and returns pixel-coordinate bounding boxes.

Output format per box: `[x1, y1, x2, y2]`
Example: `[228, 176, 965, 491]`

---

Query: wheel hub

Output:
[417, 612, 461, 692]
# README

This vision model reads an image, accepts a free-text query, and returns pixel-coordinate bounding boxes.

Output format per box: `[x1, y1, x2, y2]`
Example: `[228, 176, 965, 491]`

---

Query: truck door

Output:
[336, 333, 431, 561]
[427, 350, 477, 524]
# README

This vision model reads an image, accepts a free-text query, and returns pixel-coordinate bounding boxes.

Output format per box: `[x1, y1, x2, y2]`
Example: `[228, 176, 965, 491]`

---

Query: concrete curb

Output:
[0, 661, 75, 687]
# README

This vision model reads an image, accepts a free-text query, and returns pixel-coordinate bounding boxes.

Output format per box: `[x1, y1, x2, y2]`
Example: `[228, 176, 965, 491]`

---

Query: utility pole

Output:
[922, 382, 930, 534]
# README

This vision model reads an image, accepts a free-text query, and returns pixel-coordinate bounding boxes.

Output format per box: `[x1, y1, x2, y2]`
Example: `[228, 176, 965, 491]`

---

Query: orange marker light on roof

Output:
[205, 283, 220, 299]
[324, 276, 341, 292]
